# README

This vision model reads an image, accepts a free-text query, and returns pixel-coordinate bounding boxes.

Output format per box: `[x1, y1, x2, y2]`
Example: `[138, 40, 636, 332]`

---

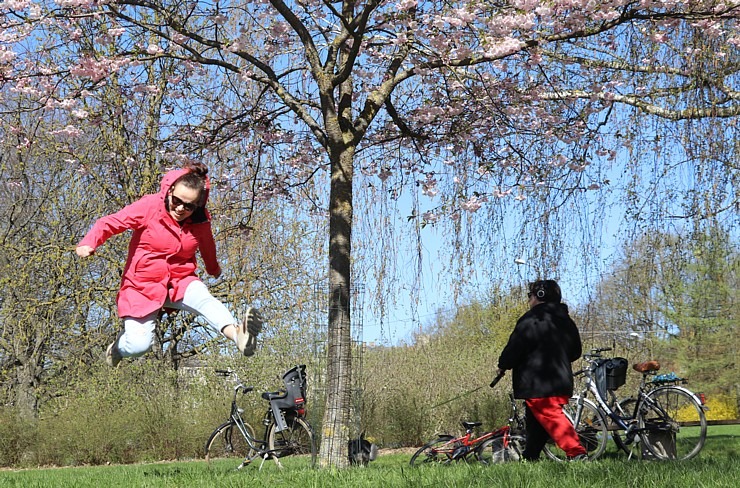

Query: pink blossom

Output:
[378, 168, 392, 181]
[270, 22, 291, 39]
[16, 137, 31, 149]
[54, 0, 96, 7]
[483, 38, 526, 59]
[422, 211, 439, 224]
[52, 125, 83, 138]
[419, 174, 439, 197]
[460, 195, 484, 212]
[513, 0, 539, 11]
[396, 0, 417, 11]
[132, 84, 161, 94]
[2, 0, 31, 9]
[210, 14, 227, 25]
[171, 33, 188, 44]
[227, 40, 245, 52]
[70, 56, 127, 82]
[0, 48, 16, 63]
[146, 44, 164, 55]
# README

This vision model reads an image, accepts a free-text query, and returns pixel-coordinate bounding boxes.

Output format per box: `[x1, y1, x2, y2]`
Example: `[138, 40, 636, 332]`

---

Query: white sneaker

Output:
[106, 341, 122, 367]
[237, 307, 263, 357]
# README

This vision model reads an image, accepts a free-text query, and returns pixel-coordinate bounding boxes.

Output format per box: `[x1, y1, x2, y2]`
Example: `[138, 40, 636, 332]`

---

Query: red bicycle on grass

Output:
[409, 374, 526, 466]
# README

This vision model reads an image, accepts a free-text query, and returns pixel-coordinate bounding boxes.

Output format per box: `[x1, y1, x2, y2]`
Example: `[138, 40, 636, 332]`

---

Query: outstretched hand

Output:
[76, 245, 95, 258]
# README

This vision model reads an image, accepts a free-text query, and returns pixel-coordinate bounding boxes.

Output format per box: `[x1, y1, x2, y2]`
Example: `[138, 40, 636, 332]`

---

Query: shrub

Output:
[0, 410, 37, 467]
[702, 393, 738, 421]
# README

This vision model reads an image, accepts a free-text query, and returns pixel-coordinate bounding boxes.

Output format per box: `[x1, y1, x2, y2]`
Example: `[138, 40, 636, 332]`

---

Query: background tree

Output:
[580, 225, 738, 395]
[659, 225, 738, 393]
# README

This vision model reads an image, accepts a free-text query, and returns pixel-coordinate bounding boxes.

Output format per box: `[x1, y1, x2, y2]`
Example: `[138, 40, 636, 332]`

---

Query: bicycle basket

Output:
[605, 358, 628, 391]
[271, 365, 308, 410]
[593, 357, 628, 398]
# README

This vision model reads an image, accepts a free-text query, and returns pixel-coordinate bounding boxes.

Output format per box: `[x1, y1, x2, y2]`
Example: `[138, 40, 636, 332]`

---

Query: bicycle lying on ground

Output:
[204, 364, 317, 469]
[543, 348, 707, 461]
[409, 374, 526, 466]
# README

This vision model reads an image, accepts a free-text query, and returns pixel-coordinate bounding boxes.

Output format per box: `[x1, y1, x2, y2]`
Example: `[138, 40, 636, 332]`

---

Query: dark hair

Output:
[528, 280, 562, 303]
[173, 162, 208, 205]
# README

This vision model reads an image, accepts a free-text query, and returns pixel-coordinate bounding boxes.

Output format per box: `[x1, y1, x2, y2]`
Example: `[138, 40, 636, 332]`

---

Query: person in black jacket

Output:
[497, 280, 588, 461]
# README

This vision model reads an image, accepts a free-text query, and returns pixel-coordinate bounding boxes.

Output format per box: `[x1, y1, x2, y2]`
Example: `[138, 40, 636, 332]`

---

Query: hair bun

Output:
[185, 161, 208, 178]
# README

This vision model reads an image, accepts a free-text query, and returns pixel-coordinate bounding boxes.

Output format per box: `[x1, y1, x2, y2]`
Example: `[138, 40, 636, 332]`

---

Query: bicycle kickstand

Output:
[258, 452, 284, 470]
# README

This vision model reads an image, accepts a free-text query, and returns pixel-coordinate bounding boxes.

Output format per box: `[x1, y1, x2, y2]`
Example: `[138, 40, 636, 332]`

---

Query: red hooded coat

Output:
[78, 168, 221, 318]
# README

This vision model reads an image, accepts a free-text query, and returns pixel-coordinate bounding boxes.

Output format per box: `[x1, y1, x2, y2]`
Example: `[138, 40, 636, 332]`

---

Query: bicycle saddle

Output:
[633, 360, 660, 373]
[462, 421, 482, 430]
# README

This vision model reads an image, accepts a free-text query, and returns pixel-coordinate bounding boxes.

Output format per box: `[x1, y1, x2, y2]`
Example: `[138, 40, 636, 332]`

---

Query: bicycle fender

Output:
[653, 385, 708, 411]
[434, 434, 455, 441]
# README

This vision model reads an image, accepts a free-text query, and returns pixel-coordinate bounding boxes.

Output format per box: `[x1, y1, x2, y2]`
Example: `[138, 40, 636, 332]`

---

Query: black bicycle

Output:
[205, 365, 317, 469]
[543, 349, 707, 461]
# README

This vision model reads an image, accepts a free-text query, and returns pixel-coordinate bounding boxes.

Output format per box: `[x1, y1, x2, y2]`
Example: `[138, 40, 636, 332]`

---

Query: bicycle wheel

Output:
[409, 436, 456, 466]
[267, 415, 317, 467]
[543, 396, 608, 461]
[637, 386, 706, 460]
[611, 397, 641, 459]
[205, 420, 256, 463]
[477, 434, 526, 464]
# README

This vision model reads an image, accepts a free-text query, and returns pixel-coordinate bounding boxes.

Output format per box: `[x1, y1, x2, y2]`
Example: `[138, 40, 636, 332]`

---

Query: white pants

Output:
[117, 280, 237, 358]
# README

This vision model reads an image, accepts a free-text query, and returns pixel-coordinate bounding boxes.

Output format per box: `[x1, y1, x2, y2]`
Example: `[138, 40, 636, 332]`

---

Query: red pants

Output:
[524, 396, 587, 460]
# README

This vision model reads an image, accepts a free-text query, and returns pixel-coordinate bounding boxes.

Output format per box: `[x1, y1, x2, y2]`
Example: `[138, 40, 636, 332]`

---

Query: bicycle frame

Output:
[574, 373, 631, 432]
[222, 380, 270, 460]
[425, 425, 513, 462]
[574, 366, 706, 441]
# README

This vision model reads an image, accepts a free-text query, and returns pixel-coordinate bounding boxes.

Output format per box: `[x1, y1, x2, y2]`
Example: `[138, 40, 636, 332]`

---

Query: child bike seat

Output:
[262, 390, 287, 401]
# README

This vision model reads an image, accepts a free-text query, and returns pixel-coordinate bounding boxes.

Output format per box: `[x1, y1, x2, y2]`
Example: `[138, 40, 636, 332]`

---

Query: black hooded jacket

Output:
[498, 302, 582, 399]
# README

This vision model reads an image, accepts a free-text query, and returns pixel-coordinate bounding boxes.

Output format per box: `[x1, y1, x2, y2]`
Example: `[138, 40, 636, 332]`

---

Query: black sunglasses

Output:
[170, 194, 198, 212]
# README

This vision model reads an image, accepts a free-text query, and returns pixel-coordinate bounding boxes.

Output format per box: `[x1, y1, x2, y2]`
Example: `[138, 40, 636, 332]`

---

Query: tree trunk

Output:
[319, 145, 354, 467]
[13, 360, 40, 420]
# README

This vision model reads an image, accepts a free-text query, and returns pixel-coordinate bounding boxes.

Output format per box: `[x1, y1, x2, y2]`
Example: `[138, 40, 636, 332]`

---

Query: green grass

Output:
[1, 425, 738, 487]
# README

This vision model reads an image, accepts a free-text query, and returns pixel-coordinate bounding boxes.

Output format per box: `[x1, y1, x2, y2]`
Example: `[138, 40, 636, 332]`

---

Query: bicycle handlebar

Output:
[489, 372, 505, 388]
[583, 347, 612, 360]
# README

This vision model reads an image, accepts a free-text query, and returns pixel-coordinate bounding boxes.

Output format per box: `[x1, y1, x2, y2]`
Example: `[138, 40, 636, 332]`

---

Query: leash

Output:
[429, 373, 505, 409]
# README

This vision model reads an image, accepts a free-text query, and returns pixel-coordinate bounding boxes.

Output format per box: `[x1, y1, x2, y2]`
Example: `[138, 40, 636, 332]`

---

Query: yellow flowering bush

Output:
[702, 393, 739, 421]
